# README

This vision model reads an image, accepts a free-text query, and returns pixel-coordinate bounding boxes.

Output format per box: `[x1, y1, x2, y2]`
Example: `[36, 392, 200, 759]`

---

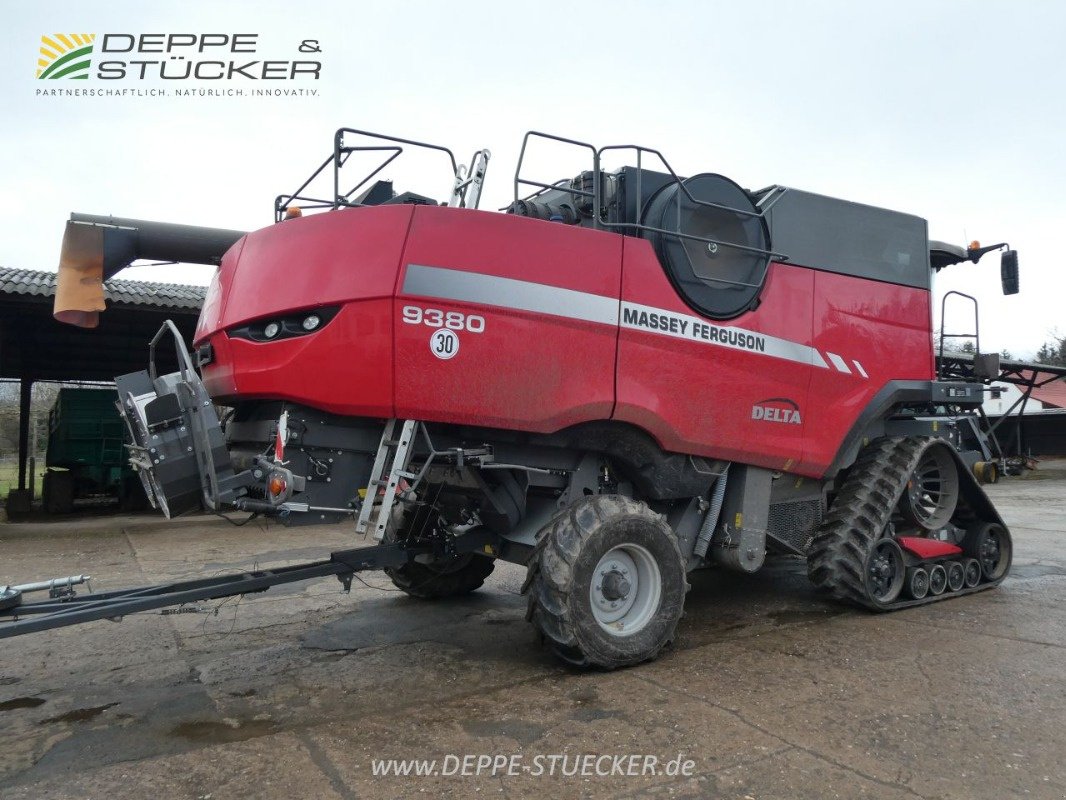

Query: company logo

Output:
[37, 34, 96, 80]
[752, 398, 802, 425]
[34, 34, 321, 84]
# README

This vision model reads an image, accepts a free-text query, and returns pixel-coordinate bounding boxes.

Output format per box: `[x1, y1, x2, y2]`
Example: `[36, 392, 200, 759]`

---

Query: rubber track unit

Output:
[807, 436, 1007, 610]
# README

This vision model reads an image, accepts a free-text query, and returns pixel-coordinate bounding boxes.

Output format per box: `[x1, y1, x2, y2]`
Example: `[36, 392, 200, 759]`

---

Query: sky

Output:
[0, 0, 1063, 357]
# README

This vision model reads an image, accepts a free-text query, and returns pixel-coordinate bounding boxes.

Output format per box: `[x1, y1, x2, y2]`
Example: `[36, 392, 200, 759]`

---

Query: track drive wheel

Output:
[524, 495, 688, 669]
[382, 507, 495, 599]
[897, 445, 960, 531]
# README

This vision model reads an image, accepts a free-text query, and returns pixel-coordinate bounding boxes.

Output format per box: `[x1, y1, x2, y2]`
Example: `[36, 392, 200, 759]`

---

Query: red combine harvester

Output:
[1, 129, 1020, 668]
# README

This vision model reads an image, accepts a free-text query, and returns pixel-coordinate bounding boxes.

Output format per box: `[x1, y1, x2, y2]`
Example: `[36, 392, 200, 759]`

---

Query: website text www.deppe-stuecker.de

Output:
[371, 753, 697, 778]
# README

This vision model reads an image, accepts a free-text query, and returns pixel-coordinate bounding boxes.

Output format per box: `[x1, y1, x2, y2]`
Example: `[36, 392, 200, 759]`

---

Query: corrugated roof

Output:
[0, 266, 205, 311]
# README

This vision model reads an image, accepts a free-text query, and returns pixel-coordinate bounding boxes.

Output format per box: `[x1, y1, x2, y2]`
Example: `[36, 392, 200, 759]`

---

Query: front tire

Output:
[525, 495, 688, 669]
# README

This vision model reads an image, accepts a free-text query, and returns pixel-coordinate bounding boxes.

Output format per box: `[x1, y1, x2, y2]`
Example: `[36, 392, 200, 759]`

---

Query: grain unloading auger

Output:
[2, 128, 1019, 668]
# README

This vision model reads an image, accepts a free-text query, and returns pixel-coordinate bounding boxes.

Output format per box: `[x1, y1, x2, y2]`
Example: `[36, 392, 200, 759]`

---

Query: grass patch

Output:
[0, 458, 48, 499]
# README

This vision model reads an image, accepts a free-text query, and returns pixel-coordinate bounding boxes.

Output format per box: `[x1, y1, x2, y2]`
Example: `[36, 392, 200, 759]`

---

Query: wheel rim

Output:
[589, 544, 662, 637]
[900, 447, 960, 530]
[929, 564, 947, 595]
[947, 561, 965, 591]
[908, 568, 929, 599]
[978, 526, 1011, 580]
[865, 539, 905, 603]
[964, 558, 982, 587]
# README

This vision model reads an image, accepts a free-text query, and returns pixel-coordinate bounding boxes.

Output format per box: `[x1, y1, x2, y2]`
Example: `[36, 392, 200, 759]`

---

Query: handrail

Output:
[511, 131, 790, 298]
[274, 128, 468, 221]
[938, 291, 981, 380]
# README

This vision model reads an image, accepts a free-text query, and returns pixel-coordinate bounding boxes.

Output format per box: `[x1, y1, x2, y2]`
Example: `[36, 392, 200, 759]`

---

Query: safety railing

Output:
[274, 129, 487, 222]
[512, 131, 789, 293]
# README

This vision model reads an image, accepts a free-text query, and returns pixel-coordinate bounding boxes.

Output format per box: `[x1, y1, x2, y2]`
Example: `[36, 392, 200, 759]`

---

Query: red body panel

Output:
[394, 208, 621, 431]
[203, 300, 394, 416]
[198, 207, 414, 415]
[197, 205, 936, 477]
[615, 240, 813, 472]
[803, 272, 934, 469]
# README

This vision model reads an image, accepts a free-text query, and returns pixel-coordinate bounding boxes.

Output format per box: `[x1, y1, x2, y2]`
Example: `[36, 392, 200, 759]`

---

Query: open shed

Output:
[0, 267, 204, 499]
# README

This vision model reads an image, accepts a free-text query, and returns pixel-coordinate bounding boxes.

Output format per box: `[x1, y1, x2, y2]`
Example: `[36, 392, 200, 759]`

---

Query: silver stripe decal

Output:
[826, 352, 852, 374]
[403, 263, 854, 374]
[853, 360, 868, 378]
[621, 301, 829, 370]
[404, 264, 619, 326]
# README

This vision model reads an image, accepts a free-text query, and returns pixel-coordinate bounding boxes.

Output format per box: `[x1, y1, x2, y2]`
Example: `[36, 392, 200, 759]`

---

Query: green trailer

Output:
[41, 388, 145, 513]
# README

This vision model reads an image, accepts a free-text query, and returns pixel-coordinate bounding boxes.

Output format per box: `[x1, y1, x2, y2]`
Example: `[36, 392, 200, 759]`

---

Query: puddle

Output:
[461, 718, 546, 744]
[0, 696, 46, 711]
[41, 703, 119, 724]
[170, 718, 277, 744]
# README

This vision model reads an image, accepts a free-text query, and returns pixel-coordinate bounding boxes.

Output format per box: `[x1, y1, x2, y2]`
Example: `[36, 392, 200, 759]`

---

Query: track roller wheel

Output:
[964, 522, 1012, 582]
[865, 539, 906, 605]
[963, 558, 982, 588]
[906, 567, 930, 600]
[946, 561, 965, 592]
[524, 494, 688, 669]
[928, 564, 947, 596]
[898, 445, 960, 530]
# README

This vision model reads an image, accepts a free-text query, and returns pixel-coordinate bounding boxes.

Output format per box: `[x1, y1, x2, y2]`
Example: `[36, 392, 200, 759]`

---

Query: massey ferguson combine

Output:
[1, 129, 1020, 668]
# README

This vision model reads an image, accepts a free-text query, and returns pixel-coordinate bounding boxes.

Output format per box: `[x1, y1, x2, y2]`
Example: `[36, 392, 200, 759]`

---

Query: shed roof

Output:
[1032, 376, 1066, 409]
[0, 266, 204, 382]
[0, 267, 205, 311]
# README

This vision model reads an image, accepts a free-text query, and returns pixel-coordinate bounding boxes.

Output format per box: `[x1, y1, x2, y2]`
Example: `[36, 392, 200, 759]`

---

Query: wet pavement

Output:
[1, 464, 1064, 799]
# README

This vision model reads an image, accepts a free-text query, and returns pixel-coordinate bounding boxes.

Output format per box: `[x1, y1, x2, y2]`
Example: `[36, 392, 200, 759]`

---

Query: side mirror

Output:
[1001, 249, 1019, 295]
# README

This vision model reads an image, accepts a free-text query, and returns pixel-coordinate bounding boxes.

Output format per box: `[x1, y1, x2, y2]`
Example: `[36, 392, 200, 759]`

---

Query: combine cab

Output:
[1, 129, 1019, 668]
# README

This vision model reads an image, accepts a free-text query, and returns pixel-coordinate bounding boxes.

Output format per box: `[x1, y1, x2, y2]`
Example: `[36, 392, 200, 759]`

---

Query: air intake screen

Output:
[642, 174, 770, 320]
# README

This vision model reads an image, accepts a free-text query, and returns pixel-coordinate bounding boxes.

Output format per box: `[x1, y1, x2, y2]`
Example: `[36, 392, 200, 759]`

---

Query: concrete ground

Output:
[1, 465, 1064, 800]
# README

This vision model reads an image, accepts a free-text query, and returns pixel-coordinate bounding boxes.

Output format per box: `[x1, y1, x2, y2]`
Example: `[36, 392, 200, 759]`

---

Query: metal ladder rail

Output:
[355, 419, 419, 540]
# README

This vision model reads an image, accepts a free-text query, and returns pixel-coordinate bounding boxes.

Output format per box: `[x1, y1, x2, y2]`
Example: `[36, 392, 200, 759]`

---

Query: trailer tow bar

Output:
[0, 529, 497, 639]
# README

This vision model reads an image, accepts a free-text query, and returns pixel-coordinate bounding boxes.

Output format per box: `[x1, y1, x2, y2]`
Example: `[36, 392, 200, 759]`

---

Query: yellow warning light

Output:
[969, 240, 981, 251]
[285, 207, 303, 219]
